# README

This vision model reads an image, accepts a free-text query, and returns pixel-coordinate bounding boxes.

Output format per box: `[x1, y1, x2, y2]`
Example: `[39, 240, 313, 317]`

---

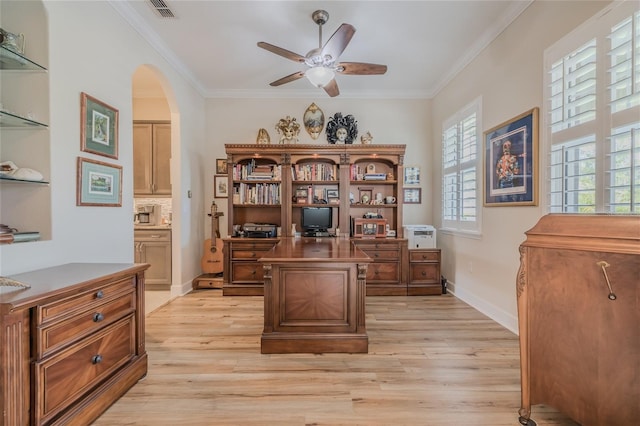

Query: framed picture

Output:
[216, 158, 228, 174]
[214, 174, 228, 198]
[484, 108, 538, 206]
[80, 92, 119, 159]
[358, 187, 373, 204]
[404, 166, 420, 185]
[326, 188, 339, 199]
[76, 157, 122, 207]
[403, 188, 422, 204]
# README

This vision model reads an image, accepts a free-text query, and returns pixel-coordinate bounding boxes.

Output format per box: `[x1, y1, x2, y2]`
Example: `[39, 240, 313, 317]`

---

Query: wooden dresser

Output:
[1, 263, 149, 426]
[517, 214, 639, 426]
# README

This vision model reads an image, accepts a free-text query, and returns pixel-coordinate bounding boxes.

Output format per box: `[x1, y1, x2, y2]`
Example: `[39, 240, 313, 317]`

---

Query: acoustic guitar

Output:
[201, 201, 224, 274]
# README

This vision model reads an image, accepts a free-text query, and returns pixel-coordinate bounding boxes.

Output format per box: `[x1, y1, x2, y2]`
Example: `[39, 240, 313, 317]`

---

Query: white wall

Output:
[1, 1, 207, 294]
[205, 97, 432, 236]
[431, 1, 611, 332]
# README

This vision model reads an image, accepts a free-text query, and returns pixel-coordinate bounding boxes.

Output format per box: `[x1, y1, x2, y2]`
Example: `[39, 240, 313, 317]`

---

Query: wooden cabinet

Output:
[352, 239, 407, 295]
[223, 144, 408, 295]
[0, 263, 148, 426]
[0, 2, 51, 242]
[133, 121, 171, 196]
[517, 214, 639, 426]
[408, 249, 441, 295]
[222, 238, 278, 295]
[134, 228, 171, 290]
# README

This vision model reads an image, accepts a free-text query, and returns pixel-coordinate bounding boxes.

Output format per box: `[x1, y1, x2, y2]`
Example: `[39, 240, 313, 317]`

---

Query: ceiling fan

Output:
[257, 10, 387, 97]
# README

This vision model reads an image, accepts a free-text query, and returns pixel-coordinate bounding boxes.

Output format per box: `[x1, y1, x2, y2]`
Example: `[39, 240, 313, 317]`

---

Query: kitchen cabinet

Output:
[0, 2, 51, 242]
[134, 228, 171, 289]
[0, 263, 148, 426]
[133, 121, 171, 196]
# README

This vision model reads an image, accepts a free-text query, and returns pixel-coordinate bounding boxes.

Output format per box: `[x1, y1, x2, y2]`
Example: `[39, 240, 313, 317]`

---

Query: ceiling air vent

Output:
[148, 0, 175, 18]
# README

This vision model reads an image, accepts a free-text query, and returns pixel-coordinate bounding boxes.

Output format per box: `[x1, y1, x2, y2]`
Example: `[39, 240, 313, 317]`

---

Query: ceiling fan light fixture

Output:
[305, 66, 334, 88]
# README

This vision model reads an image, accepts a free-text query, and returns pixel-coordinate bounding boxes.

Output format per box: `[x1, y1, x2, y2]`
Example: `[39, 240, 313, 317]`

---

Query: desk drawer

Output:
[232, 263, 265, 282]
[231, 241, 275, 259]
[410, 264, 440, 283]
[38, 277, 134, 324]
[359, 249, 399, 260]
[38, 291, 135, 358]
[134, 229, 171, 242]
[35, 316, 135, 424]
[367, 262, 399, 282]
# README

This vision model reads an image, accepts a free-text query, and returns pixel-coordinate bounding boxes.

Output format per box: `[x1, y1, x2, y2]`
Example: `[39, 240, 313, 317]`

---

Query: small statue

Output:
[275, 116, 301, 144]
[360, 131, 373, 144]
[256, 128, 271, 144]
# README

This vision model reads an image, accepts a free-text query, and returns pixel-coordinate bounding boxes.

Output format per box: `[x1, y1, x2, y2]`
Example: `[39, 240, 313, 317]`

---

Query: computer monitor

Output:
[301, 207, 332, 234]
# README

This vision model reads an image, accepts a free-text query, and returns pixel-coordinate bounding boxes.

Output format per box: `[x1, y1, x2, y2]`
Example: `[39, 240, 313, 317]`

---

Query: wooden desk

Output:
[259, 237, 371, 354]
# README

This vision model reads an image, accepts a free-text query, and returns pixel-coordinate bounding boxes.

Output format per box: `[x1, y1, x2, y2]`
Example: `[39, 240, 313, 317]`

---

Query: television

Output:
[301, 207, 332, 235]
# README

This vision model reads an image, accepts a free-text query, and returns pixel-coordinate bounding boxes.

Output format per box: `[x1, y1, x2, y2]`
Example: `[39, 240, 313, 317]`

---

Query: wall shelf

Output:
[0, 45, 47, 71]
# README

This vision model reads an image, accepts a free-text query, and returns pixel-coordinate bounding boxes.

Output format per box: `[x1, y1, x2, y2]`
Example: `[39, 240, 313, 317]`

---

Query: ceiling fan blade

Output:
[257, 42, 306, 63]
[323, 79, 340, 97]
[321, 23, 355, 62]
[337, 62, 388, 75]
[269, 71, 305, 87]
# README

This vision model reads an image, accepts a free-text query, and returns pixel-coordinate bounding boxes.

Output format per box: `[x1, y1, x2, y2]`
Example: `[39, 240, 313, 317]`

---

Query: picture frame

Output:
[484, 107, 538, 206]
[214, 174, 228, 198]
[403, 188, 422, 204]
[326, 188, 339, 199]
[76, 157, 122, 207]
[358, 187, 373, 204]
[216, 158, 228, 174]
[404, 166, 420, 185]
[80, 92, 119, 159]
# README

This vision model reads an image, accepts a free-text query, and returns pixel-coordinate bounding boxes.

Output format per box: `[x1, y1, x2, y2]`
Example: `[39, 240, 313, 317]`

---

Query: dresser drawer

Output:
[410, 264, 440, 283]
[35, 316, 135, 424]
[37, 277, 135, 324]
[359, 249, 399, 260]
[410, 250, 440, 262]
[353, 240, 403, 251]
[232, 263, 265, 282]
[37, 291, 135, 358]
[367, 262, 400, 282]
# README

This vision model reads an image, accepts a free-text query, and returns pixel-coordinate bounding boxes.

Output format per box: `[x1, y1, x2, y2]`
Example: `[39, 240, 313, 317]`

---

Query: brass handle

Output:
[596, 261, 617, 300]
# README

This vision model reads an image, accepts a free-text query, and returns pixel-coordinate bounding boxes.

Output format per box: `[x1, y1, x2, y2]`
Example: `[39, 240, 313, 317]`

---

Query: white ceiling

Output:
[115, 0, 533, 99]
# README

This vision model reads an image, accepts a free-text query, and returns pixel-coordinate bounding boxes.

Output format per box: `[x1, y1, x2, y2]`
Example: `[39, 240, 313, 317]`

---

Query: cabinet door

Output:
[133, 123, 153, 196]
[153, 123, 172, 195]
[139, 241, 171, 287]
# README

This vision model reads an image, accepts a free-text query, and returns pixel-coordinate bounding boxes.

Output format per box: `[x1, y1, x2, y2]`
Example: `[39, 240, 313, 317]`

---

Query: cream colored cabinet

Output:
[133, 121, 171, 196]
[134, 229, 171, 289]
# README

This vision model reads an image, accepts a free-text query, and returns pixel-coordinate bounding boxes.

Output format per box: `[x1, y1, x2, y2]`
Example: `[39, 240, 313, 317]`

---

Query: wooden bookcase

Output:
[223, 144, 410, 295]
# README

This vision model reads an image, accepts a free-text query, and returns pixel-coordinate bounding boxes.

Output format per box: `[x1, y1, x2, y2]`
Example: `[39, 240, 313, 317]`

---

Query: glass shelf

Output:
[0, 110, 48, 128]
[0, 176, 50, 185]
[0, 45, 47, 70]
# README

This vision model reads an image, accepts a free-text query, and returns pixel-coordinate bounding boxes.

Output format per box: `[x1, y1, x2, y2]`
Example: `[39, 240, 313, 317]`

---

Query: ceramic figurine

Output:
[360, 131, 373, 144]
[303, 103, 324, 140]
[326, 113, 358, 144]
[275, 116, 301, 144]
[256, 128, 271, 144]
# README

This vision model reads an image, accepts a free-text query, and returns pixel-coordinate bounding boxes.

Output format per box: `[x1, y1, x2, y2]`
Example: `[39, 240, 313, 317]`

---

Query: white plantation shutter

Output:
[546, 3, 640, 214]
[442, 98, 481, 232]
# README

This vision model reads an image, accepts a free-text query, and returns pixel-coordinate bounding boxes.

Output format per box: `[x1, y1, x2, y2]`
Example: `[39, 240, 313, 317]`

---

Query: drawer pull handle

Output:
[421, 271, 426, 276]
[596, 261, 617, 300]
[251, 252, 256, 258]
[95, 290, 104, 299]
[251, 270, 256, 275]
[422, 255, 428, 260]
[93, 312, 105, 322]
[374, 253, 379, 258]
[91, 354, 103, 364]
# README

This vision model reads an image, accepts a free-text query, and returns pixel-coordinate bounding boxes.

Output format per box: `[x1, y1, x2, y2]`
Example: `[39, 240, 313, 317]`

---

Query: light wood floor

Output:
[93, 291, 578, 426]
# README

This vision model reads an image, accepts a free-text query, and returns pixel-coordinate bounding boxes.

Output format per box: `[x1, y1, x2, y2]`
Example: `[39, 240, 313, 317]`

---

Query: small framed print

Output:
[358, 187, 373, 205]
[76, 157, 122, 207]
[403, 188, 422, 204]
[214, 174, 228, 198]
[326, 188, 339, 199]
[404, 166, 420, 185]
[216, 158, 228, 174]
[80, 92, 119, 159]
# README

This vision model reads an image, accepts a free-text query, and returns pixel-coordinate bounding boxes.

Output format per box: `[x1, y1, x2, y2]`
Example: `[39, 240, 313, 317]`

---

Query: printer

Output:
[243, 223, 277, 238]
[403, 225, 436, 249]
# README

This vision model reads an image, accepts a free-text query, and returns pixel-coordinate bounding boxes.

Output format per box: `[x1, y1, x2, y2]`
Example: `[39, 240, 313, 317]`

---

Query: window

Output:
[442, 98, 481, 232]
[545, 2, 640, 213]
